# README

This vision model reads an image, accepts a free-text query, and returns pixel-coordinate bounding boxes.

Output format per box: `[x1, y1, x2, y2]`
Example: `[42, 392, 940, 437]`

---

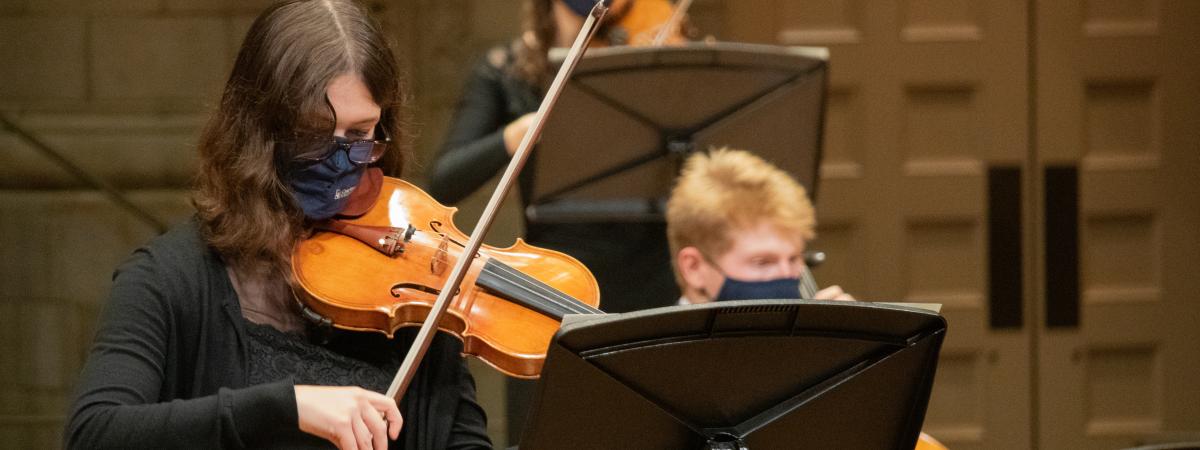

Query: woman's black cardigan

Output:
[65, 219, 491, 449]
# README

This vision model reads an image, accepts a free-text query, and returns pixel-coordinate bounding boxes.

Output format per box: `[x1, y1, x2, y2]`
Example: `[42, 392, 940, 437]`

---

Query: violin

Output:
[916, 433, 949, 450]
[799, 251, 824, 299]
[291, 176, 601, 378]
[603, 0, 692, 47]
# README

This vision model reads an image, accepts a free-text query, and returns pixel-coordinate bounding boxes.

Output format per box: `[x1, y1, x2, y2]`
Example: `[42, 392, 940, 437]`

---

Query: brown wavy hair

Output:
[193, 0, 408, 276]
[512, 0, 645, 87]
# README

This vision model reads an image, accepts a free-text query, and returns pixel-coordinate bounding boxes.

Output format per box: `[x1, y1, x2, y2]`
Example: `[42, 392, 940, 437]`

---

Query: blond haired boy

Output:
[664, 150, 955, 449]
[667, 148, 853, 304]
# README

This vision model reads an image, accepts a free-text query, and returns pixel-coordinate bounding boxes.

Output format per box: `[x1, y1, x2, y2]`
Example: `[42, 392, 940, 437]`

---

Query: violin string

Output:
[483, 265, 583, 319]
[476, 262, 573, 319]
[800, 267, 818, 299]
[477, 256, 585, 314]
[402, 233, 601, 315]
[483, 261, 601, 315]
[484, 261, 599, 314]
[480, 258, 596, 313]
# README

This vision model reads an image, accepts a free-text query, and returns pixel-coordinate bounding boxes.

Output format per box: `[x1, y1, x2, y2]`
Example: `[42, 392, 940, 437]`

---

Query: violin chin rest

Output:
[339, 167, 383, 218]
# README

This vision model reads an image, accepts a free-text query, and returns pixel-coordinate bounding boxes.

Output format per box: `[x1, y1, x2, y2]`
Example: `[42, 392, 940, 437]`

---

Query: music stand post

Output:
[518, 300, 946, 449]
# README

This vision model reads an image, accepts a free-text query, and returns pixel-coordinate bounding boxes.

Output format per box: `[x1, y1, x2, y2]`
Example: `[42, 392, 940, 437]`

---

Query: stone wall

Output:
[2, 2, 255, 447]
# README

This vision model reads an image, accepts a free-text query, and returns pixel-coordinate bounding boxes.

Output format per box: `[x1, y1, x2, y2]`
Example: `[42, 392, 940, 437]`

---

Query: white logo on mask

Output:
[334, 185, 357, 200]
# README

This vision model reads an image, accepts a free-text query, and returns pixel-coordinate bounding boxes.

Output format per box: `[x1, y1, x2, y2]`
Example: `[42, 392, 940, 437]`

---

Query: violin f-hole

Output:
[429, 220, 467, 248]
[391, 282, 442, 298]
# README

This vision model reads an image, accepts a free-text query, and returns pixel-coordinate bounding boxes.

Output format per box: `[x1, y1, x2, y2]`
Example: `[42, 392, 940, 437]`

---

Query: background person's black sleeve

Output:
[428, 57, 515, 205]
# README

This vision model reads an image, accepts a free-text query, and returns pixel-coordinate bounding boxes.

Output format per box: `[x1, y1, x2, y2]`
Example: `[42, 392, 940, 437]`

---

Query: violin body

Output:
[606, 0, 689, 46]
[292, 176, 600, 378]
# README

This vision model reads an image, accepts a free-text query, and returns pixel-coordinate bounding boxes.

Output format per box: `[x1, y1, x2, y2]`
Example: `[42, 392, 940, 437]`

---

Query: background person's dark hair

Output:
[513, 0, 557, 87]
[512, 0, 643, 88]
[193, 0, 409, 277]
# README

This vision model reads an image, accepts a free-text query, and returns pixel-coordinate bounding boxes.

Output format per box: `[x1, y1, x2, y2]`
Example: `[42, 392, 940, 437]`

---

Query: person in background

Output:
[65, 1, 491, 449]
[666, 148, 953, 450]
[426, 0, 687, 316]
[427, 1, 688, 444]
[666, 148, 853, 304]
[428, 0, 683, 207]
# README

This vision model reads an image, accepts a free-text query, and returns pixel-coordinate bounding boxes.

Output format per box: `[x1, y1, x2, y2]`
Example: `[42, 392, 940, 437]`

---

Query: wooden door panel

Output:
[727, 1, 1198, 449]
[1036, 1, 1200, 448]
[727, 1, 1031, 449]
[924, 348, 988, 443]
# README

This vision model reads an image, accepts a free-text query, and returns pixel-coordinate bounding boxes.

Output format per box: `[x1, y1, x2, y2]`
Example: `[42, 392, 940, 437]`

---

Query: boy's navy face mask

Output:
[288, 137, 365, 220]
[714, 275, 802, 302]
[700, 250, 802, 302]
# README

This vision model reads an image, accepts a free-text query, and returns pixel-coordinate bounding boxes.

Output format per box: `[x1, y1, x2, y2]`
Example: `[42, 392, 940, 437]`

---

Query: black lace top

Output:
[243, 321, 400, 391]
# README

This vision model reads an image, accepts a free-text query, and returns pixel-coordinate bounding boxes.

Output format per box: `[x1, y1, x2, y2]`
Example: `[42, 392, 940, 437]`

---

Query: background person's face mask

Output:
[700, 251, 803, 301]
[713, 275, 802, 302]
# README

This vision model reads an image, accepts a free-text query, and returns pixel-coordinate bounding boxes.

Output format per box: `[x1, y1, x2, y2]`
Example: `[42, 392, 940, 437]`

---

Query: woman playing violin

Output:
[66, 1, 491, 449]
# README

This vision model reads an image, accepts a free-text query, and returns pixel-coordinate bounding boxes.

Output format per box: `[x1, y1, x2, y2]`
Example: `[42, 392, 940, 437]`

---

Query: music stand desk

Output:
[519, 300, 947, 449]
[531, 43, 829, 223]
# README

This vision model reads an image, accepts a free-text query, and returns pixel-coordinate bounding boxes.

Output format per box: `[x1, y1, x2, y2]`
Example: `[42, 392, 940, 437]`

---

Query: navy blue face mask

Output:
[561, 0, 609, 17]
[714, 275, 802, 302]
[288, 137, 365, 220]
[700, 251, 802, 302]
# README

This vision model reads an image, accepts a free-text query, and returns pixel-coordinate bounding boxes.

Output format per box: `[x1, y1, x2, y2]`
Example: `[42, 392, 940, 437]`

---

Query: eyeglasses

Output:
[290, 123, 390, 165]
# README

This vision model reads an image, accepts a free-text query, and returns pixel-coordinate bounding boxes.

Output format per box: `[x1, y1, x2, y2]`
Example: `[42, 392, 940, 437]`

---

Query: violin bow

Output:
[385, 2, 609, 403]
[651, 0, 693, 46]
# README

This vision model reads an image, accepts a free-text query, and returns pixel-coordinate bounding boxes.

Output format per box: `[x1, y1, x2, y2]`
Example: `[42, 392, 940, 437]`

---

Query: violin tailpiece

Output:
[319, 220, 413, 257]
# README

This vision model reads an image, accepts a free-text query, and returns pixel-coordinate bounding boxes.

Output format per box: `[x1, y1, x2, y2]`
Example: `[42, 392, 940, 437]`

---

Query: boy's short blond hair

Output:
[666, 148, 816, 287]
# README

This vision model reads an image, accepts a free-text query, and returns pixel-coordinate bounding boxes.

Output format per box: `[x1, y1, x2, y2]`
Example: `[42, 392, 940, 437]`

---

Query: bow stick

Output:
[386, 2, 609, 402]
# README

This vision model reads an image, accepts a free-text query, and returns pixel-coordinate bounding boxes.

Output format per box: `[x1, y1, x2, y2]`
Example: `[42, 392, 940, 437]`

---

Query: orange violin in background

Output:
[604, 0, 691, 46]
[291, 176, 601, 378]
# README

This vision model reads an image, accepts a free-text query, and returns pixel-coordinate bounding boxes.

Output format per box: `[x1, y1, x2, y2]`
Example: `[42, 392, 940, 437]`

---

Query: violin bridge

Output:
[431, 236, 449, 276]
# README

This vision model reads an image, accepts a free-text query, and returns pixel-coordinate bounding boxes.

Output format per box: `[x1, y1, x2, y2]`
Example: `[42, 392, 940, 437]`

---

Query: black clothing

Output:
[66, 219, 492, 449]
[428, 46, 540, 206]
[242, 320, 398, 394]
[427, 45, 679, 445]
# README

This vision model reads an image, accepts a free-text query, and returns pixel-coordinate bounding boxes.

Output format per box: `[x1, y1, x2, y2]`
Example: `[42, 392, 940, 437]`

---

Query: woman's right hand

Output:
[502, 113, 536, 156]
[295, 385, 403, 450]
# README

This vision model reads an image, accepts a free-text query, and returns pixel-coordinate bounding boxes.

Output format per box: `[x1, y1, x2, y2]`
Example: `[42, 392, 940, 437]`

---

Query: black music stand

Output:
[518, 300, 946, 449]
[528, 42, 829, 223]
